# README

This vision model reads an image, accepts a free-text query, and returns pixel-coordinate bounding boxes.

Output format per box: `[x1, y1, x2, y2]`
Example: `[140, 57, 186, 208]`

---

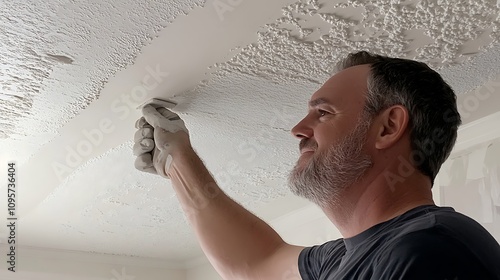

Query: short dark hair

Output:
[337, 51, 461, 184]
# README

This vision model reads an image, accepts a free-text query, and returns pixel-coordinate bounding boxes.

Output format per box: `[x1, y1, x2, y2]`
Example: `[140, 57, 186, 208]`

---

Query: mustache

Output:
[299, 138, 318, 151]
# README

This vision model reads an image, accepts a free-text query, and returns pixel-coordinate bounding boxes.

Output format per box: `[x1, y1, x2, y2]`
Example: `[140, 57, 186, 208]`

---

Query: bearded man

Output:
[134, 51, 500, 279]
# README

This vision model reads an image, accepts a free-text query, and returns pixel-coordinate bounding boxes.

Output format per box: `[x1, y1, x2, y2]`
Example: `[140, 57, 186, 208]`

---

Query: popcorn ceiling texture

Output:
[440, 45, 500, 95]
[0, 0, 206, 161]
[3, 0, 500, 264]
[212, 0, 500, 85]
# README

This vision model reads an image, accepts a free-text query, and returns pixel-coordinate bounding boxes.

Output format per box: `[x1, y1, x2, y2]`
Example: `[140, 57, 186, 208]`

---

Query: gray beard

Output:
[288, 117, 373, 208]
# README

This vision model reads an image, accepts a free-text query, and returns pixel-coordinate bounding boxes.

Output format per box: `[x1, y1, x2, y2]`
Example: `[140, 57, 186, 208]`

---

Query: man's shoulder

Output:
[373, 206, 500, 279]
[381, 225, 470, 256]
[386, 205, 489, 239]
[373, 229, 491, 279]
[383, 205, 499, 260]
[300, 239, 345, 259]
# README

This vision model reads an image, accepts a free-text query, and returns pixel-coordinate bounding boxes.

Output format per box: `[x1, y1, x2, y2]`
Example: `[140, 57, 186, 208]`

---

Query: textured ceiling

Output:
[1, 0, 500, 263]
[0, 0, 205, 159]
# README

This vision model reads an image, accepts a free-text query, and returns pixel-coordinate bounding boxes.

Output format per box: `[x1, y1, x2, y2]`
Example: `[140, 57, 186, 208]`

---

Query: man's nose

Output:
[291, 117, 313, 139]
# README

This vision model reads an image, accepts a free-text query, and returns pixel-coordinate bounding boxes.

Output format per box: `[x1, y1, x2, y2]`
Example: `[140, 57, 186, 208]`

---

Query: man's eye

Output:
[318, 109, 329, 117]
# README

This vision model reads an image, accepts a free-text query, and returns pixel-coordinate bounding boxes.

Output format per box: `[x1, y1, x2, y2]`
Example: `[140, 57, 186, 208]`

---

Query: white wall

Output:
[186, 261, 222, 280]
[437, 114, 500, 242]
[0, 245, 186, 280]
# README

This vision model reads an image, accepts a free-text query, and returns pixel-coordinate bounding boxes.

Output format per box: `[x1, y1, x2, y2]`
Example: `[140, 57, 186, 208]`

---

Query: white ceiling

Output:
[1, 0, 500, 265]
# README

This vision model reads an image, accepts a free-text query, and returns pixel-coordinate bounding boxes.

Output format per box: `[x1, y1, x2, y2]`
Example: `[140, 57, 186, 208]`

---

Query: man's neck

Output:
[322, 171, 435, 238]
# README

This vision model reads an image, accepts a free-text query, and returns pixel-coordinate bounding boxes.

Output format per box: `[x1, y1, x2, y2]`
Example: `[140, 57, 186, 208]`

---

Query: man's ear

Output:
[374, 105, 409, 150]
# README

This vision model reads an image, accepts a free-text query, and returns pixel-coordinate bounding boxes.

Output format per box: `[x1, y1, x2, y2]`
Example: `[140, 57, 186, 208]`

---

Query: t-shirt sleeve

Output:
[372, 229, 492, 280]
[298, 240, 343, 280]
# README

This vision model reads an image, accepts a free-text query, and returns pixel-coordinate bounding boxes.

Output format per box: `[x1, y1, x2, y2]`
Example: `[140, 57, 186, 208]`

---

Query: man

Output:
[133, 51, 500, 279]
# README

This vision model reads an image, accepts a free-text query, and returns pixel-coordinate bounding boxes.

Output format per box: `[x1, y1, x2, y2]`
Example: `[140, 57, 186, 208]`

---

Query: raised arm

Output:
[133, 104, 303, 280]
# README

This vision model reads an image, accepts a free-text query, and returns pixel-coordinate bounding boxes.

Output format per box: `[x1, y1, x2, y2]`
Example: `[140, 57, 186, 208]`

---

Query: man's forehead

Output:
[308, 97, 330, 107]
[328, 64, 371, 85]
[309, 65, 371, 105]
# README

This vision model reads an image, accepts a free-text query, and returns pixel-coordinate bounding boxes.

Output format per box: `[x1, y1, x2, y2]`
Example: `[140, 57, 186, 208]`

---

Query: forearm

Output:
[168, 147, 285, 278]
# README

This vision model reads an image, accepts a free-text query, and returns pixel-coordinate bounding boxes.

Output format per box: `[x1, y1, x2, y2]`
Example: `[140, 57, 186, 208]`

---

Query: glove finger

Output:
[152, 127, 174, 151]
[135, 117, 154, 129]
[134, 154, 157, 174]
[158, 107, 181, 120]
[134, 127, 154, 142]
[133, 138, 155, 156]
[135, 117, 146, 129]
[143, 105, 188, 134]
[152, 148, 172, 178]
[157, 108, 187, 132]
[142, 105, 167, 129]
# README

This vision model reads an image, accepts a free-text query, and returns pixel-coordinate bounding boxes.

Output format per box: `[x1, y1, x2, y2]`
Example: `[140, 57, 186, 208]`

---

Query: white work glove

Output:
[133, 105, 189, 178]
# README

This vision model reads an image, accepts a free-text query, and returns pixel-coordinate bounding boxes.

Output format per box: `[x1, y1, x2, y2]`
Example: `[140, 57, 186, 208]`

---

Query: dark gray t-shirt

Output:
[299, 205, 500, 279]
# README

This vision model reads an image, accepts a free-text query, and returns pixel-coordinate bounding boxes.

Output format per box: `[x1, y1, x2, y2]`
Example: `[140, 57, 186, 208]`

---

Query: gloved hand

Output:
[133, 104, 190, 178]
